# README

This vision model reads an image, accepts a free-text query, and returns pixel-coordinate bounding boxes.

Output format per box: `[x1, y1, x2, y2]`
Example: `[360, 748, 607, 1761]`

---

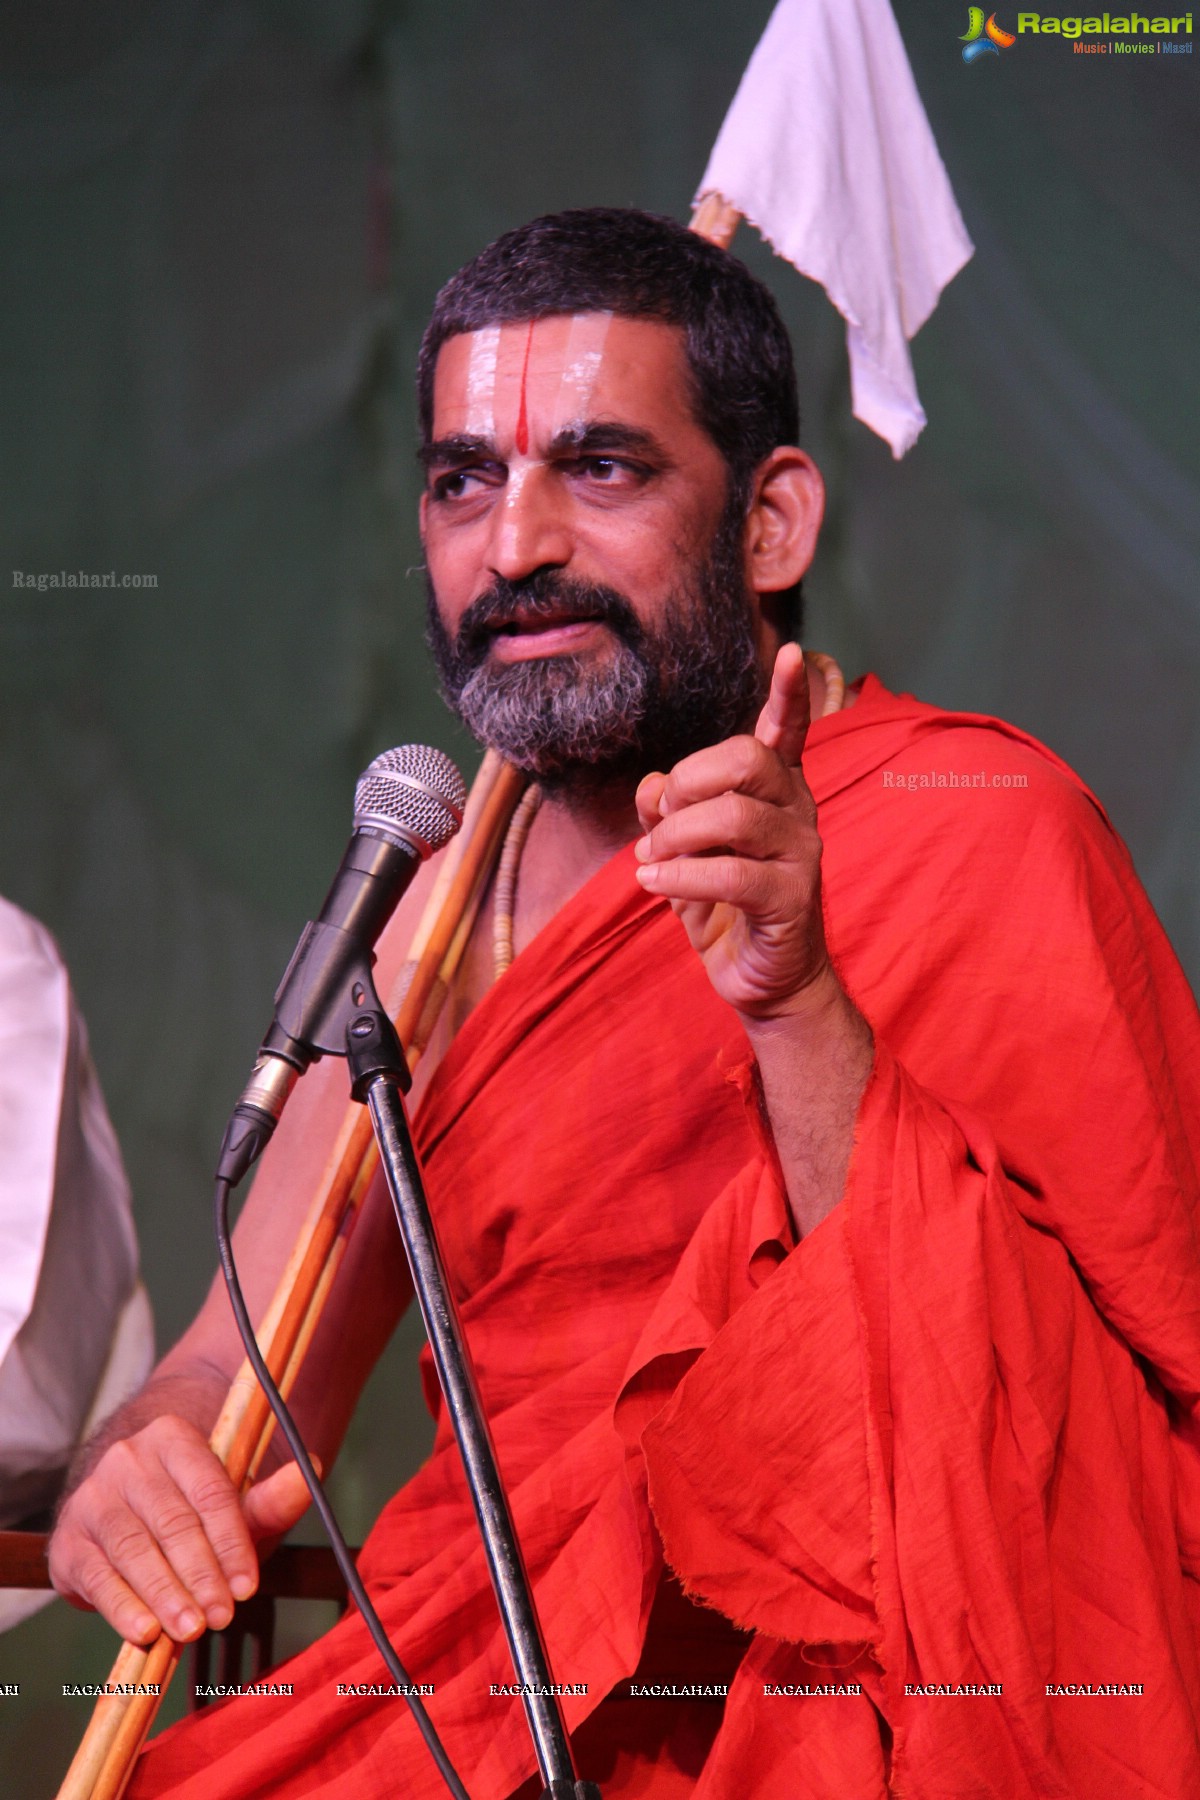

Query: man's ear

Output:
[745, 448, 825, 597]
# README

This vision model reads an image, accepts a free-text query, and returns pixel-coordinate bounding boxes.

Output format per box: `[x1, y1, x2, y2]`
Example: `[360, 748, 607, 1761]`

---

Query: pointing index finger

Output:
[635, 770, 668, 833]
[755, 642, 811, 767]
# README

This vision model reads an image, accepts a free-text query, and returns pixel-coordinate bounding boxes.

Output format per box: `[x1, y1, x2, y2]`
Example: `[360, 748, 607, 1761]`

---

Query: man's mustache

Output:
[453, 575, 645, 665]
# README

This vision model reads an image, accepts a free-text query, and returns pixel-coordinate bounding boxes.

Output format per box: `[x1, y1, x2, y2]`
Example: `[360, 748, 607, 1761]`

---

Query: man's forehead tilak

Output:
[463, 324, 502, 439]
[450, 312, 615, 447]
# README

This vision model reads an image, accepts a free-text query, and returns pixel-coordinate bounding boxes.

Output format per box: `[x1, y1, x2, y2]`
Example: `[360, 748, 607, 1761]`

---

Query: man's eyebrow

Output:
[419, 422, 669, 471]
[419, 434, 497, 471]
[548, 421, 667, 459]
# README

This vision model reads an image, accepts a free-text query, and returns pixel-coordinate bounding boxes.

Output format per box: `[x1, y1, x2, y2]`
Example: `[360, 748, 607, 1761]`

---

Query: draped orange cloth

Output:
[129, 677, 1200, 1799]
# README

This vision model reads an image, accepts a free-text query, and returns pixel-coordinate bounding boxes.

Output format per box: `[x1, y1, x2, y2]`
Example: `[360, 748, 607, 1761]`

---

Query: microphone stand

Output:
[345, 1002, 601, 1800]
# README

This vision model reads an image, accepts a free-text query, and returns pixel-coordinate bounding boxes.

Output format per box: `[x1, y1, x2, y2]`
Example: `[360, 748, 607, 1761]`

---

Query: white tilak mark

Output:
[463, 323, 502, 437]
[550, 313, 614, 435]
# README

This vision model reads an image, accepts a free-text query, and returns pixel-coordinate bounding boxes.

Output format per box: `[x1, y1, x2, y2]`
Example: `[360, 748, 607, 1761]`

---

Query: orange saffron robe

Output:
[129, 677, 1200, 1798]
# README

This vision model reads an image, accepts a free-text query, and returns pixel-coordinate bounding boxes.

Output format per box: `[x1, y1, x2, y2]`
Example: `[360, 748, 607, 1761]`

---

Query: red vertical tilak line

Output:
[515, 321, 535, 454]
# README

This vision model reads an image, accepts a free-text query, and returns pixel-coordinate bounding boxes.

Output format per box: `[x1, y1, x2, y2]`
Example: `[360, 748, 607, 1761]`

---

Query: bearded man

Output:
[49, 210, 1200, 1800]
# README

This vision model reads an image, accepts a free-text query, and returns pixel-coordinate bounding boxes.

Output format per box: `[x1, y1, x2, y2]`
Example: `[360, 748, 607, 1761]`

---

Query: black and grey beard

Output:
[424, 512, 767, 794]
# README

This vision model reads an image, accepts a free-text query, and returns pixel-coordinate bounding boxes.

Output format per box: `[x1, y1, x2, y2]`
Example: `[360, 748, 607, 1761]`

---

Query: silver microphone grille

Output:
[353, 745, 467, 860]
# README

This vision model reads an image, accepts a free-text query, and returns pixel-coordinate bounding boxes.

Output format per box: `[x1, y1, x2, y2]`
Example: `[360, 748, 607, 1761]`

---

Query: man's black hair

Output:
[418, 207, 805, 639]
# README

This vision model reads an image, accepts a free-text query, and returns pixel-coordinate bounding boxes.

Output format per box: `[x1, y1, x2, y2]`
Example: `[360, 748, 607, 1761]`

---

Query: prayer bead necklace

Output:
[491, 650, 847, 979]
[492, 781, 544, 980]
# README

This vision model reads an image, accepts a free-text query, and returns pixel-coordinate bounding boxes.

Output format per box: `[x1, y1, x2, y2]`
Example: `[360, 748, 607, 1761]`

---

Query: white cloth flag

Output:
[697, 0, 973, 456]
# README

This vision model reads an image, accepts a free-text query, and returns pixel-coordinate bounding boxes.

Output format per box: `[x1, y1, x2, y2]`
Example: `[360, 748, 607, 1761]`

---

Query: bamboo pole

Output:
[689, 191, 741, 248]
[56, 1641, 156, 1800]
[88, 1636, 180, 1800]
[57, 753, 525, 1800]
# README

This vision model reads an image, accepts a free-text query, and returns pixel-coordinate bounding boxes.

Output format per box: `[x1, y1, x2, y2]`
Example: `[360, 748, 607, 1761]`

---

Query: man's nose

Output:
[486, 467, 572, 583]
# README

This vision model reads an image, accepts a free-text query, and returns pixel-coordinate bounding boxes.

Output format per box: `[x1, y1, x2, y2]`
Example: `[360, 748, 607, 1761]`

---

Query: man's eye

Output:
[431, 469, 485, 500]
[571, 456, 642, 486]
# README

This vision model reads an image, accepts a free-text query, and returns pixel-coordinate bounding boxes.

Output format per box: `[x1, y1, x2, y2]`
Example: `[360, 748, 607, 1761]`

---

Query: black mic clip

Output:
[265, 917, 407, 1077]
[345, 1004, 409, 1103]
[216, 924, 411, 1190]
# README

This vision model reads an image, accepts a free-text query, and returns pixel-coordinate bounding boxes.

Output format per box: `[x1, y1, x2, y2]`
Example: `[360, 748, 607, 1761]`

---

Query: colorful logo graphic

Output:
[961, 8, 1017, 58]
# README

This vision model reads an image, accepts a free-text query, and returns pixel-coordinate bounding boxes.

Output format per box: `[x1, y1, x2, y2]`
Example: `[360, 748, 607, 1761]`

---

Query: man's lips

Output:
[485, 614, 609, 662]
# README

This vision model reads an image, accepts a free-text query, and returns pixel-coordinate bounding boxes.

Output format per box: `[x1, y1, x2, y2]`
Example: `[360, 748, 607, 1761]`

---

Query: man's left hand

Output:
[634, 642, 873, 1237]
[633, 642, 829, 1020]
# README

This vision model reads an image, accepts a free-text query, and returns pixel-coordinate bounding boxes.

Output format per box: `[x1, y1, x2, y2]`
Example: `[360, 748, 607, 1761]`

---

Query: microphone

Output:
[216, 744, 466, 1186]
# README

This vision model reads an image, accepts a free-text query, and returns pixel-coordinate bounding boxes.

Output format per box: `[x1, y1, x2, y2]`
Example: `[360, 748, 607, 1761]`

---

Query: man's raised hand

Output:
[635, 641, 873, 1235]
[633, 642, 830, 1021]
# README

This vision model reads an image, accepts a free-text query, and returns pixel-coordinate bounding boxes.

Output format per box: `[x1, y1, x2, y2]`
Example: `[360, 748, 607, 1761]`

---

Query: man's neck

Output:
[416, 770, 636, 1076]
[509, 779, 640, 960]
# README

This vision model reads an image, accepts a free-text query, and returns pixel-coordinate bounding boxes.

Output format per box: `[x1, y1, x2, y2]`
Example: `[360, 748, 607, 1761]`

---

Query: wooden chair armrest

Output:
[0, 1531, 350, 1600]
[0, 1530, 50, 1587]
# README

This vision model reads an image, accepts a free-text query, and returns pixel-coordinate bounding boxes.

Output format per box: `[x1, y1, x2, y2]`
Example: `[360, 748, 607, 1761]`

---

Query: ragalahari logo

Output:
[961, 7, 1018, 57]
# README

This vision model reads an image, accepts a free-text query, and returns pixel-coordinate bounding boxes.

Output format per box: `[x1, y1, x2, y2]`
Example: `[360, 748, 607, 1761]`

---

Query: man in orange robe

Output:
[50, 211, 1200, 1798]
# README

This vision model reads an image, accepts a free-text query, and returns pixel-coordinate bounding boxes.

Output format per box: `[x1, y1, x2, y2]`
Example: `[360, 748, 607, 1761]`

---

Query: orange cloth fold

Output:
[129, 677, 1200, 1798]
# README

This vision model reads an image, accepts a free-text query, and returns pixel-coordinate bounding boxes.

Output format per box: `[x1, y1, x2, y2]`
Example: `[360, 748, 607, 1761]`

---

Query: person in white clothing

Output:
[0, 896, 153, 1626]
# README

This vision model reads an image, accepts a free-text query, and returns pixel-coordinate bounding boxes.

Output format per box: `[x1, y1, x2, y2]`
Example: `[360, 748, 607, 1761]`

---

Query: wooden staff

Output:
[689, 191, 741, 248]
[58, 752, 527, 1800]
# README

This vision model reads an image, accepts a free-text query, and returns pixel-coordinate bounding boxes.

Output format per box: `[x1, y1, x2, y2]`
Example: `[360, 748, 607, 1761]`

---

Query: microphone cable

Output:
[214, 1172, 471, 1800]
